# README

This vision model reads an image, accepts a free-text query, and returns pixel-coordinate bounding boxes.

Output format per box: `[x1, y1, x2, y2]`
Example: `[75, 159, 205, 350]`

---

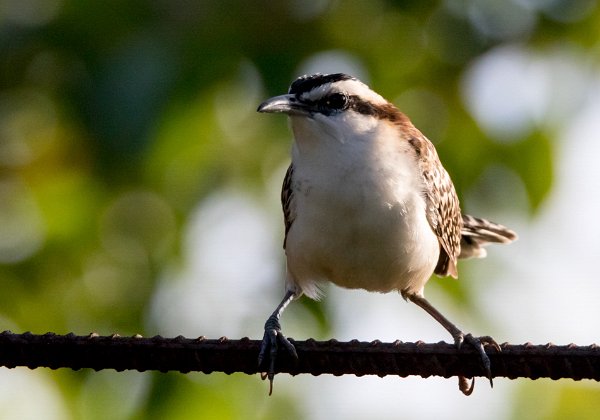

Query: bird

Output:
[256, 73, 517, 396]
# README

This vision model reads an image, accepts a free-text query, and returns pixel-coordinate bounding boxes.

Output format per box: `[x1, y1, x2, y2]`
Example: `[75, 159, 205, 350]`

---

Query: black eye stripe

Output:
[295, 92, 402, 122]
[320, 93, 348, 110]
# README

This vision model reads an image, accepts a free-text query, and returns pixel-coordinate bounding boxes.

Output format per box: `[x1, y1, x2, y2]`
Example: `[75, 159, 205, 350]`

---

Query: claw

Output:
[458, 376, 475, 396]
[464, 333, 499, 388]
[259, 372, 274, 396]
[258, 313, 297, 396]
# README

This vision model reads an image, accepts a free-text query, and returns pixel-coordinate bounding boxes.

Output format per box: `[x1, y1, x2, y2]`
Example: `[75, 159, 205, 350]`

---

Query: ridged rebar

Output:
[0, 331, 598, 381]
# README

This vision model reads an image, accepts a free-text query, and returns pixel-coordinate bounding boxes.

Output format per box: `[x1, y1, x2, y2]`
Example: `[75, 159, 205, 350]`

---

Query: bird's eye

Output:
[324, 93, 348, 110]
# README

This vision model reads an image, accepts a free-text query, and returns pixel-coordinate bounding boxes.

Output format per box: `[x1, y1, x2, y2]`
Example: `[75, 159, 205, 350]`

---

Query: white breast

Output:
[284, 114, 440, 300]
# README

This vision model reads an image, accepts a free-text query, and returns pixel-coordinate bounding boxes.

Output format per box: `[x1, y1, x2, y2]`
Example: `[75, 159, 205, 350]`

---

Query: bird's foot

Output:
[258, 314, 298, 396]
[453, 332, 501, 395]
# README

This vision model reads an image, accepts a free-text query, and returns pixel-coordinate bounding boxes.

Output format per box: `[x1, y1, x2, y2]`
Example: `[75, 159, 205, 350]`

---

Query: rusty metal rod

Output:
[0, 331, 598, 381]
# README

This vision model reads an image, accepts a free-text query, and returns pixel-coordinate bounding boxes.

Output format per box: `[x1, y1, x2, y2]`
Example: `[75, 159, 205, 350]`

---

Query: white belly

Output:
[284, 123, 440, 299]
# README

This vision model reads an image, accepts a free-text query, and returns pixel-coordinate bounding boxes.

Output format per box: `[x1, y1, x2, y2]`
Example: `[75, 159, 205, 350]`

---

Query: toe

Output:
[458, 376, 475, 396]
[280, 335, 298, 359]
[257, 325, 297, 396]
[479, 335, 502, 352]
[453, 332, 465, 349]
[464, 334, 494, 387]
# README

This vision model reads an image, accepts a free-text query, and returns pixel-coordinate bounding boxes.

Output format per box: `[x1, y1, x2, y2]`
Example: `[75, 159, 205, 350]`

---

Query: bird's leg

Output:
[406, 293, 500, 395]
[258, 290, 298, 395]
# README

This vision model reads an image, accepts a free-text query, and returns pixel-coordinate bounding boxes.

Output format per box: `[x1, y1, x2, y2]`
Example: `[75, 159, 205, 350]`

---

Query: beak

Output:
[257, 94, 311, 116]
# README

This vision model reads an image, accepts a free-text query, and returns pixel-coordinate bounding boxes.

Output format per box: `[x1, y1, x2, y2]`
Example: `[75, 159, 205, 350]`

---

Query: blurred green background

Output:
[2, 0, 600, 419]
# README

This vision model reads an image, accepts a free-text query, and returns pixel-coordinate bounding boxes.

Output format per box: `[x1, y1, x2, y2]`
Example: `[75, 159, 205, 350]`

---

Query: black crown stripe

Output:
[289, 73, 355, 95]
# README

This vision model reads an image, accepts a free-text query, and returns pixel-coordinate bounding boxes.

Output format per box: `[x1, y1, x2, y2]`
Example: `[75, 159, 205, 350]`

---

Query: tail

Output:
[459, 214, 517, 259]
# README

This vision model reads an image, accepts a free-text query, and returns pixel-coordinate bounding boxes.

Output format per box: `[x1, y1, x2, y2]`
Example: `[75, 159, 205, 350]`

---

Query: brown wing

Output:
[408, 135, 462, 278]
[281, 164, 295, 249]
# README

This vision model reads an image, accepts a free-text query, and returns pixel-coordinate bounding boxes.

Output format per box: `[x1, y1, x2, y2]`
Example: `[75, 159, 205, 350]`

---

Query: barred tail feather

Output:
[459, 214, 517, 259]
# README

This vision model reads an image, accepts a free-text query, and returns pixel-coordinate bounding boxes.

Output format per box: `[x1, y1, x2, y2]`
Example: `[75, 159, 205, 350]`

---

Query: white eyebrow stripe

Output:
[300, 79, 388, 106]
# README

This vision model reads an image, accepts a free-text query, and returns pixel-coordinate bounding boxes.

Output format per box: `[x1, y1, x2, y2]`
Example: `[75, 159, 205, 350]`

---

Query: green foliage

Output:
[511, 380, 600, 420]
